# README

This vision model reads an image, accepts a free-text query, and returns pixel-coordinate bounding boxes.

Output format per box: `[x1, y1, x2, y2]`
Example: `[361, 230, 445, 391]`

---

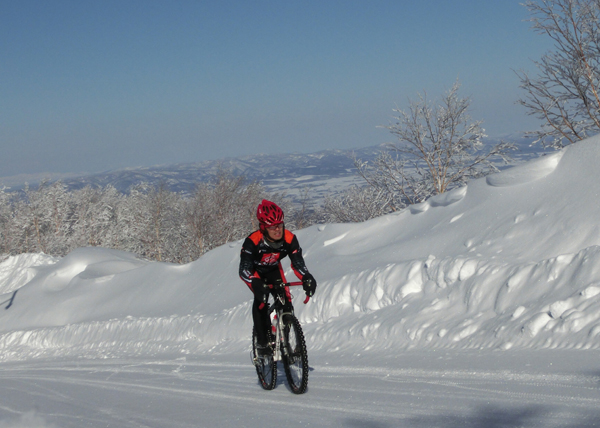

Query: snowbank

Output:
[2, 136, 600, 361]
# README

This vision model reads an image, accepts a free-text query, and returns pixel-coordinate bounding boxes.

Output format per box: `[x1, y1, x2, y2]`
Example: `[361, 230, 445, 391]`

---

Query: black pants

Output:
[253, 271, 293, 346]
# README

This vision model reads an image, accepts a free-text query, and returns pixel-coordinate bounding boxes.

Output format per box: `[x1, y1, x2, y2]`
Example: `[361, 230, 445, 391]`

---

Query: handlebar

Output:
[268, 281, 310, 304]
[289, 282, 310, 304]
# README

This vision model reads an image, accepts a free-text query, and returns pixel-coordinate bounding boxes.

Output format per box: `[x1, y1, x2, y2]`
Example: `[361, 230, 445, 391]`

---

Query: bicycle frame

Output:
[252, 280, 310, 393]
[270, 300, 286, 362]
[267, 281, 306, 362]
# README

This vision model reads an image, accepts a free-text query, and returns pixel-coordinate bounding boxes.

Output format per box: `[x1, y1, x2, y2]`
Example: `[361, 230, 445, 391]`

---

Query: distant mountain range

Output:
[58, 144, 384, 201]
[1, 134, 551, 205]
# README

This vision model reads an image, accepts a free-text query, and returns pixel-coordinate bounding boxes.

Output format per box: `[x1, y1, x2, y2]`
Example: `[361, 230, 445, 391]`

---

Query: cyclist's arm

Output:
[239, 237, 260, 288]
[287, 234, 310, 281]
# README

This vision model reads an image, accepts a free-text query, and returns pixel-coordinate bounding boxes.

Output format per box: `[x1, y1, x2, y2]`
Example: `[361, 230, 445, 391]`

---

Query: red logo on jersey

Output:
[260, 253, 280, 265]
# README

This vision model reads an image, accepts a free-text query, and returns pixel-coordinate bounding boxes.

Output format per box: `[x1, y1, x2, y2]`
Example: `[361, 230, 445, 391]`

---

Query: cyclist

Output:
[239, 199, 317, 356]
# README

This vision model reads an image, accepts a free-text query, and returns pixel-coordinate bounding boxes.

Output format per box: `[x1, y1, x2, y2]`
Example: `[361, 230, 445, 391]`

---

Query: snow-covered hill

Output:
[0, 136, 599, 427]
[1, 136, 599, 357]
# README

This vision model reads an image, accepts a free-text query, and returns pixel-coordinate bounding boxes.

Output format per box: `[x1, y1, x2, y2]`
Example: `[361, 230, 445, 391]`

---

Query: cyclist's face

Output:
[265, 223, 284, 241]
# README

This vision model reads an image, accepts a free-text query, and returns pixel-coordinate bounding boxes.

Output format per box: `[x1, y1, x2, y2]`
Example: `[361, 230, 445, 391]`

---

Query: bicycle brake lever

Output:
[303, 295, 310, 304]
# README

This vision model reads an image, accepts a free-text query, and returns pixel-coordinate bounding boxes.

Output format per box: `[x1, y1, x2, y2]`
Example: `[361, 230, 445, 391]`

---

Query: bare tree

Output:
[0, 187, 17, 254]
[0, 170, 299, 263]
[70, 185, 122, 249]
[354, 81, 513, 214]
[146, 183, 181, 262]
[21, 181, 54, 254]
[185, 169, 267, 259]
[518, 0, 600, 148]
[322, 186, 392, 223]
[286, 188, 316, 230]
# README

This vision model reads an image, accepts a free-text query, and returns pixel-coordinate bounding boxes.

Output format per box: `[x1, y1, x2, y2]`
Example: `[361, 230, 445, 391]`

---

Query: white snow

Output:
[3, 137, 600, 426]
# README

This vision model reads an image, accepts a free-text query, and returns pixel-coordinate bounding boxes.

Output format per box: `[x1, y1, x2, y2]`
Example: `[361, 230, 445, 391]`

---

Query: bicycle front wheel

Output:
[281, 315, 309, 394]
[252, 328, 277, 390]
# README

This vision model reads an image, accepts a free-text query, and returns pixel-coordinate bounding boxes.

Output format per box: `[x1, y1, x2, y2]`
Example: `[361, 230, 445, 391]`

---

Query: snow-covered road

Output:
[2, 350, 600, 427]
[4, 138, 600, 426]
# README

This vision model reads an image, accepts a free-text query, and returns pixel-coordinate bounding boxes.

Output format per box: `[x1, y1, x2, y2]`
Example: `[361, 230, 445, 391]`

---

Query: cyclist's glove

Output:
[251, 278, 269, 303]
[302, 273, 317, 297]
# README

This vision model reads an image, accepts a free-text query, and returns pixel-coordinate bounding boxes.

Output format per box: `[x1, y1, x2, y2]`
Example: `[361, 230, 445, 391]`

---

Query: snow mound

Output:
[409, 185, 467, 214]
[0, 253, 58, 294]
[486, 150, 564, 187]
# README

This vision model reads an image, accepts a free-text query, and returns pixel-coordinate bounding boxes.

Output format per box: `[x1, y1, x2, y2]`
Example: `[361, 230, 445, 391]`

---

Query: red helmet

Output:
[257, 199, 284, 230]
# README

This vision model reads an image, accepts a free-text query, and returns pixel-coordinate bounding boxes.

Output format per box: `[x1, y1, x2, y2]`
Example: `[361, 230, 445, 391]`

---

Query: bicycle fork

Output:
[252, 293, 293, 366]
[270, 307, 294, 362]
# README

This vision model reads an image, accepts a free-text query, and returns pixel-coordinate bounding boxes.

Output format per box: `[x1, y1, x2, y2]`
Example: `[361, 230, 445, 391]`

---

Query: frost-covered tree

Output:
[354, 81, 513, 215]
[518, 0, 600, 148]
[43, 181, 72, 255]
[5, 193, 31, 254]
[70, 185, 122, 249]
[112, 183, 149, 257]
[0, 170, 300, 263]
[0, 187, 17, 254]
[185, 170, 266, 259]
[322, 186, 391, 223]
[286, 188, 317, 230]
[19, 181, 62, 254]
[144, 183, 183, 262]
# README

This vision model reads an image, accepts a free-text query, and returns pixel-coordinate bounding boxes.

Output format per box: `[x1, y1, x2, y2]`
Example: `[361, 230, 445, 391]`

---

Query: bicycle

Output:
[251, 280, 310, 394]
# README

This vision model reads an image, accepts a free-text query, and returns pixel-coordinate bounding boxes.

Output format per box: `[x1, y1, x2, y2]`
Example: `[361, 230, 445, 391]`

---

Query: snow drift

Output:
[2, 136, 600, 362]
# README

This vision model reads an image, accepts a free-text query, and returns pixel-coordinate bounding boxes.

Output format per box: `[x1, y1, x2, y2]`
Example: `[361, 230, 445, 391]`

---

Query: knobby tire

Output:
[282, 315, 309, 394]
[252, 328, 277, 390]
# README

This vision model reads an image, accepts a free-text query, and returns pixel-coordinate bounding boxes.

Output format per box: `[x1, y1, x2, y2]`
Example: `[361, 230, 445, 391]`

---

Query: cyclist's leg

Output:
[252, 285, 270, 348]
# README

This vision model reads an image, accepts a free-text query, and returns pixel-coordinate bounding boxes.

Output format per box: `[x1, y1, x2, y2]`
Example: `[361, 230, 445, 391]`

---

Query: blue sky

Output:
[0, 0, 551, 178]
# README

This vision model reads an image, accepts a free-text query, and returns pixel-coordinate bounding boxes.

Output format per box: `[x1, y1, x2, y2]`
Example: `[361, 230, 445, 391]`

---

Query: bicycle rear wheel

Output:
[281, 315, 309, 394]
[252, 328, 277, 390]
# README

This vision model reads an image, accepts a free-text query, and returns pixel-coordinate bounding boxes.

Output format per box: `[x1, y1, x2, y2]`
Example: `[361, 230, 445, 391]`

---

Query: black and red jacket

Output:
[239, 229, 310, 291]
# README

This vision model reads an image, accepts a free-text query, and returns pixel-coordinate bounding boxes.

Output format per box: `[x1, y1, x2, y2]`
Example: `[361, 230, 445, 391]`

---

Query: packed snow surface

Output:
[2, 137, 600, 426]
